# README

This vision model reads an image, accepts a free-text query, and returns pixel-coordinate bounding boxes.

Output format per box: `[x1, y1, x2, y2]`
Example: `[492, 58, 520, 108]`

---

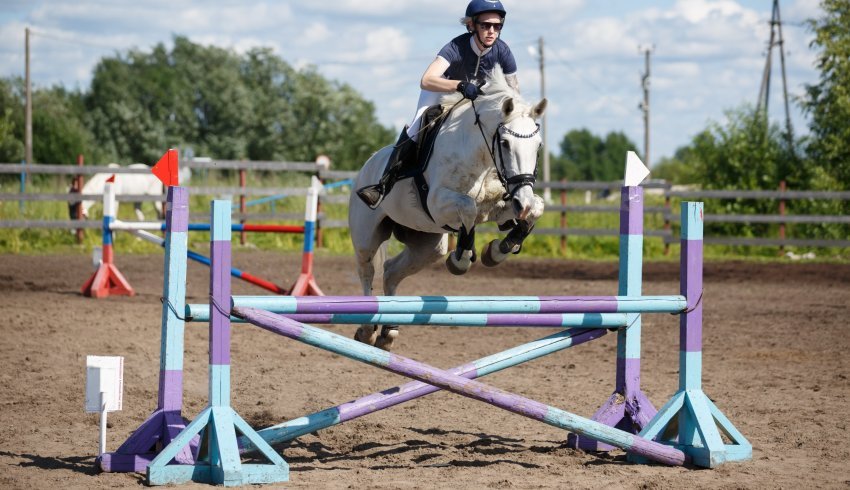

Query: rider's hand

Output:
[457, 81, 480, 101]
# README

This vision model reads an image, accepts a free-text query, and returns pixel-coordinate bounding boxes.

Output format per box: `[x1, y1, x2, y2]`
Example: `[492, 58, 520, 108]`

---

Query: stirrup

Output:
[356, 184, 384, 209]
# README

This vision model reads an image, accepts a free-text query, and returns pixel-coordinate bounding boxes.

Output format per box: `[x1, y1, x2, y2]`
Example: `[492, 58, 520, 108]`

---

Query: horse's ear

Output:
[532, 98, 548, 120]
[502, 98, 515, 117]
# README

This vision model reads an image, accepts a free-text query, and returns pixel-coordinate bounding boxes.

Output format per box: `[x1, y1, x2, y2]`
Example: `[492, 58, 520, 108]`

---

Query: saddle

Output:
[397, 104, 447, 180]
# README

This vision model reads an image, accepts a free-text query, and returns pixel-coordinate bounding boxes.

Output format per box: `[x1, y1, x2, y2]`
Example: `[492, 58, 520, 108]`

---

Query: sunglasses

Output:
[476, 21, 503, 32]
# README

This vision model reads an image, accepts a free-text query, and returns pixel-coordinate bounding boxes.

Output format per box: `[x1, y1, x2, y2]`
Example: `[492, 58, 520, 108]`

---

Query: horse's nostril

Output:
[512, 198, 530, 219]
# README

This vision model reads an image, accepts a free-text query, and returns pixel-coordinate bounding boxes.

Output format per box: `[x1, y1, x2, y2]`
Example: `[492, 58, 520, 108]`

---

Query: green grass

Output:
[2, 174, 848, 263]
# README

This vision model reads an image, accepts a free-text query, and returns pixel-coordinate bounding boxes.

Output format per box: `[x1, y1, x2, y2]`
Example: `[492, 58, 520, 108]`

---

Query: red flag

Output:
[151, 149, 180, 187]
[106, 174, 116, 183]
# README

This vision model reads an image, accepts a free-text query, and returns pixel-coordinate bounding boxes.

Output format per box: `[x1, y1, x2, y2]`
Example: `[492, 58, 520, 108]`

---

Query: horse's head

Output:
[496, 96, 547, 220]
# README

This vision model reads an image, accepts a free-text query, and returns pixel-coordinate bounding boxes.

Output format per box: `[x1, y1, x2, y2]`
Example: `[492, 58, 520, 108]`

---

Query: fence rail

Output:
[2, 162, 848, 251]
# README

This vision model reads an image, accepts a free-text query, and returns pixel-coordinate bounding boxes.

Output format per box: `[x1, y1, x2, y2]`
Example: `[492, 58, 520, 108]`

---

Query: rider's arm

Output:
[420, 57, 459, 93]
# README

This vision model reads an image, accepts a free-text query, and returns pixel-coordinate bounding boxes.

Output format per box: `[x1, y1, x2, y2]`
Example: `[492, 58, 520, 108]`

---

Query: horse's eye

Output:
[500, 139, 509, 147]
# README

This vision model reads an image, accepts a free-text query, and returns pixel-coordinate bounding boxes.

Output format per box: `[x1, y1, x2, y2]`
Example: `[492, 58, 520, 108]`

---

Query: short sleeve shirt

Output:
[437, 33, 517, 85]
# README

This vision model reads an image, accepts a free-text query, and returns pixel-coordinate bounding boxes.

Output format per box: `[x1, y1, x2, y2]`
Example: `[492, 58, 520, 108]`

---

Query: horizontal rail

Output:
[186, 307, 629, 327]
[663, 235, 850, 248]
[539, 180, 670, 191]
[0, 220, 101, 229]
[667, 213, 850, 224]
[544, 205, 669, 214]
[0, 164, 153, 175]
[667, 189, 850, 200]
[207, 294, 688, 315]
[0, 161, 321, 175]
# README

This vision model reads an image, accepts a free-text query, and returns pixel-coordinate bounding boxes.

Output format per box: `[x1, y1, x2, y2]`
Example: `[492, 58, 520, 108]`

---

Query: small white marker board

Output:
[624, 151, 651, 187]
[85, 355, 124, 413]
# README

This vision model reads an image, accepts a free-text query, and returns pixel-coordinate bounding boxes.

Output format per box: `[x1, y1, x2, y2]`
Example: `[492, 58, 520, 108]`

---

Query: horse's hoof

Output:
[481, 239, 510, 267]
[354, 325, 379, 346]
[446, 250, 473, 275]
[375, 327, 398, 351]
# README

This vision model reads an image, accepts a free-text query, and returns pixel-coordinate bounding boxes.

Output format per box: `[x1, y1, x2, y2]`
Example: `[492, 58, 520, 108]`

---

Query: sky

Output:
[0, 0, 824, 167]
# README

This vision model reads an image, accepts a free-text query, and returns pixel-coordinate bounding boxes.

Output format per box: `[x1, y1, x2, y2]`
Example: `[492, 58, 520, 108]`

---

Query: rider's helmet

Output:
[465, 0, 507, 19]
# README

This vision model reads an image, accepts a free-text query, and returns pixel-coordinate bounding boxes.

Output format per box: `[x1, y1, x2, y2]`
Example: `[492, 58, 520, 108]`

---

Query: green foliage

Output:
[0, 78, 24, 163]
[552, 128, 639, 181]
[801, 0, 850, 189]
[84, 36, 393, 169]
[685, 106, 798, 190]
[650, 146, 699, 185]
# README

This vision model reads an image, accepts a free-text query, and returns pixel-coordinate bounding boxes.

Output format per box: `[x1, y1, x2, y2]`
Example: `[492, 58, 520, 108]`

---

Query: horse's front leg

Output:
[482, 193, 545, 267]
[429, 188, 478, 275]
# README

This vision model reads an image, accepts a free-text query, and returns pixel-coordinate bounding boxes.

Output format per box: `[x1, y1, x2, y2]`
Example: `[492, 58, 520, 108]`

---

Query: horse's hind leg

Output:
[350, 211, 393, 346]
[377, 228, 448, 351]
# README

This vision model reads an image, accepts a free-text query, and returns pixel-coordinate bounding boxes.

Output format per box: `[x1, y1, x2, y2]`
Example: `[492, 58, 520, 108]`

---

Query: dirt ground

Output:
[1, 250, 849, 489]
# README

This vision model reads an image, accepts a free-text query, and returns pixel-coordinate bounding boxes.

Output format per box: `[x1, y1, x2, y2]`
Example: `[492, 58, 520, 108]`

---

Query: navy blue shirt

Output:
[437, 33, 517, 85]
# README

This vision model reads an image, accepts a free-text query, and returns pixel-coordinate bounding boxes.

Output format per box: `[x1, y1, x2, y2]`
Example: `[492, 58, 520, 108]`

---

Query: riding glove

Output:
[457, 81, 480, 101]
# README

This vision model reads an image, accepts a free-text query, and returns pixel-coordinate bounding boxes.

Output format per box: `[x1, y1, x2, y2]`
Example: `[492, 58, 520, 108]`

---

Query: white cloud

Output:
[0, 0, 822, 164]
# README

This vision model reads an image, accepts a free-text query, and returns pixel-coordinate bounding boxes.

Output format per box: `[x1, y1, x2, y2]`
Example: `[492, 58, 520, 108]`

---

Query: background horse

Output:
[69, 163, 191, 221]
[349, 66, 547, 350]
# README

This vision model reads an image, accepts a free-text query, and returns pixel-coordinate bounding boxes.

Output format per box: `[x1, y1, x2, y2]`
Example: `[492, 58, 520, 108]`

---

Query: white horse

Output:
[70, 163, 191, 221]
[349, 66, 547, 350]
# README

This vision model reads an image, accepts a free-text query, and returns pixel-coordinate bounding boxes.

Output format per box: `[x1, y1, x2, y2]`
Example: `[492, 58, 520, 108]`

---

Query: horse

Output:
[349, 66, 547, 350]
[69, 163, 191, 221]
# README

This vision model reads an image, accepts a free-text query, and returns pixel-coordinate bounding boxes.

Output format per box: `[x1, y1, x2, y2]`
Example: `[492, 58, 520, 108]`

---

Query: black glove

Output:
[457, 81, 480, 101]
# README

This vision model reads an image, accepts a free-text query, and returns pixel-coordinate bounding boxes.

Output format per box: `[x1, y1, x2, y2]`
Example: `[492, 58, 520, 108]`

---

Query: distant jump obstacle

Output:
[82, 150, 323, 298]
[98, 180, 751, 486]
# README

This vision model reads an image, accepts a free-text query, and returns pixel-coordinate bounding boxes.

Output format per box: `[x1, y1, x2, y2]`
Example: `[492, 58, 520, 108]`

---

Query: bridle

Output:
[471, 99, 540, 202]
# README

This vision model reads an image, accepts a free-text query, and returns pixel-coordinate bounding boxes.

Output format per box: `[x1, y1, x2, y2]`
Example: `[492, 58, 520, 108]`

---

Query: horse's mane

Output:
[440, 64, 527, 120]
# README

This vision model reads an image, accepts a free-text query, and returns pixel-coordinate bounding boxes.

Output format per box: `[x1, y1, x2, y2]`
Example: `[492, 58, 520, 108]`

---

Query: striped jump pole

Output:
[128, 229, 288, 294]
[287, 182, 323, 296]
[98, 186, 194, 472]
[146, 200, 289, 487]
[81, 177, 135, 298]
[185, 306, 629, 328]
[630, 202, 752, 467]
[206, 294, 687, 315]
[234, 306, 686, 467]
[569, 185, 657, 450]
[239, 327, 609, 453]
[110, 221, 306, 234]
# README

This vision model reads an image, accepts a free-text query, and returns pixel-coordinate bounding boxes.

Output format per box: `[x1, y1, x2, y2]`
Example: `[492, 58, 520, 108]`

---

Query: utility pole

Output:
[25, 27, 32, 167]
[757, 0, 794, 150]
[538, 36, 551, 203]
[639, 46, 653, 167]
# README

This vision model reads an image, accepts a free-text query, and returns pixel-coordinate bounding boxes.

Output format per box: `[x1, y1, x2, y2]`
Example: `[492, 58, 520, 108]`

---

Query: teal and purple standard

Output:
[98, 186, 193, 472]
[568, 186, 656, 450]
[146, 200, 289, 486]
[629, 202, 751, 467]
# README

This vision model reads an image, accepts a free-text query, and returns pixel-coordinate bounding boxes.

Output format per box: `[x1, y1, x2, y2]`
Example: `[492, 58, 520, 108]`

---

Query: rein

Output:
[470, 99, 540, 202]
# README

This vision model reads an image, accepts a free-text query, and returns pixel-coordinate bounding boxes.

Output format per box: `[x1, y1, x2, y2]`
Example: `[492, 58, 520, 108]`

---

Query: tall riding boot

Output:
[357, 128, 416, 209]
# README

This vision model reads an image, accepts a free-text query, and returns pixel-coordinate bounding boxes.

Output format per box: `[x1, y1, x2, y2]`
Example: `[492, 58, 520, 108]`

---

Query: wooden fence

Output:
[2, 162, 849, 251]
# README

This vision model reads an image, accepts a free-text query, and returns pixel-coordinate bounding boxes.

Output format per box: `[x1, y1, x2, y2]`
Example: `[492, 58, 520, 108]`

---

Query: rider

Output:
[356, 0, 520, 209]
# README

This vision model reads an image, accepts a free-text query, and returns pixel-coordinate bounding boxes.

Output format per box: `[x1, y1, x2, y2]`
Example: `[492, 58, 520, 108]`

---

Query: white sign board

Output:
[624, 151, 651, 187]
[85, 356, 124, 413]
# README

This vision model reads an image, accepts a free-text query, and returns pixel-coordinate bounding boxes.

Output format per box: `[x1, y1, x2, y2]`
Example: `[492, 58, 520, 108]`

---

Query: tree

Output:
[0, 78, 24, 163]
[801, 0, 850, 189]
[553, 129, 640, 181]
[651, 147, 699, 185]
[85, 36, 393, 169]
[686, 106, 799, 191]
